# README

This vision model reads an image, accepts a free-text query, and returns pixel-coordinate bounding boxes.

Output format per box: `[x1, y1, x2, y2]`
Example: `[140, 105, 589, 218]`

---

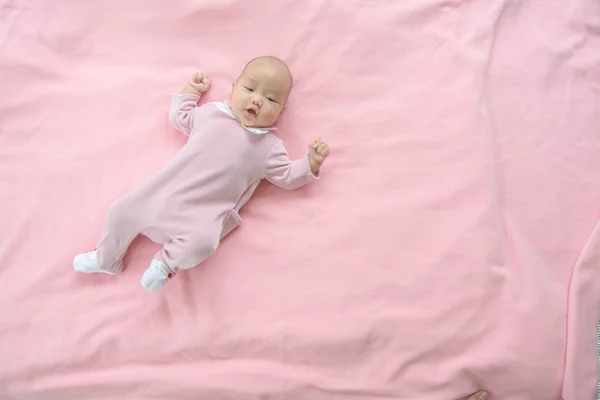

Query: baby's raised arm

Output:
[264, 139, 330, 190]
[169, 72, 212, 136]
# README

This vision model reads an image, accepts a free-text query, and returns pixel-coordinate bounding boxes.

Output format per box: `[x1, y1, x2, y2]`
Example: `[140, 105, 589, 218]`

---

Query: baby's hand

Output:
[308, 138, 330, 172]
[188, 72, 212, 93]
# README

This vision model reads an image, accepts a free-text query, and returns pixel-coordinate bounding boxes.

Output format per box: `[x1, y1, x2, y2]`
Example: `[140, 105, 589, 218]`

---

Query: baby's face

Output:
[230, 58, 292, 128]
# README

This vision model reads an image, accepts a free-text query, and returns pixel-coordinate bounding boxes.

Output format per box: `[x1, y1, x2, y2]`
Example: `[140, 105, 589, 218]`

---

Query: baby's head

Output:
[230, 56, 293, 128]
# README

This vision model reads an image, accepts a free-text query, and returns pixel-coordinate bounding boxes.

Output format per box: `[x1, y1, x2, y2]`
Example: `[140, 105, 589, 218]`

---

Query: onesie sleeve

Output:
[264, 141, 320, 190]
[169, 93, 201, 136]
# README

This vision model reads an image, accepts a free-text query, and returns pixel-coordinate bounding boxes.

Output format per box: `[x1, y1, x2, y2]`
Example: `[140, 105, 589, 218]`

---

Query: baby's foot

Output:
[73, 250, 118, 275]
[141, 260, 175, 291]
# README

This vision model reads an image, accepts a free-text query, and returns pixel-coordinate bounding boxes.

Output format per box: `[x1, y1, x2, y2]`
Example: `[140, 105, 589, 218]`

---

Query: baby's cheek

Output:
[264, 108, 277, 122]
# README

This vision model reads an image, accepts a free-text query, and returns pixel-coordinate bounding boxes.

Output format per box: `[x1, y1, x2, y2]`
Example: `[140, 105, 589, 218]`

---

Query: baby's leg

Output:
[141, 228, 221, 291]
[96, 196, 145, 271]
[73, 195, 143, 274]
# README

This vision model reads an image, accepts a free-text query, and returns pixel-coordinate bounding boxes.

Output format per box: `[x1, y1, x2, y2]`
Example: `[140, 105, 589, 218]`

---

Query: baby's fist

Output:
[308, 138, 330, 165]
[189, 72, 212, 93]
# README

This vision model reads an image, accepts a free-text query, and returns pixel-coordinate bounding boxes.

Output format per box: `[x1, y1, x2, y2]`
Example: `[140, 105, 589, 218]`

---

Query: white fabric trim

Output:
[212, 101, 277, 135]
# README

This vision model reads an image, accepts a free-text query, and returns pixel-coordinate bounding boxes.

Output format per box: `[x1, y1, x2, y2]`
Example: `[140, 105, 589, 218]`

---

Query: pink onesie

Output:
[96, 93, 318, 274]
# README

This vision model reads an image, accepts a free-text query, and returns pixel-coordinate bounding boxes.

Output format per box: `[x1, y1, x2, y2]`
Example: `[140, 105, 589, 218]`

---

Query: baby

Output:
[73, 56, 330, 291]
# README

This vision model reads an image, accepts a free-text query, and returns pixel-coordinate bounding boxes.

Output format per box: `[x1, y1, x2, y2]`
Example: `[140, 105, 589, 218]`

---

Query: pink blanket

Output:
[1, 0, 599, 399]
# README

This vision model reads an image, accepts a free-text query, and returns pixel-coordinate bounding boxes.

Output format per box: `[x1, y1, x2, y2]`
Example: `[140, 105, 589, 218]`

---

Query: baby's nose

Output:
[252, 98, 262, 107]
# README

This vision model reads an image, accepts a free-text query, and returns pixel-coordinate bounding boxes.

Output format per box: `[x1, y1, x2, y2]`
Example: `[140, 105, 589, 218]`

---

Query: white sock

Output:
[73, 250, 117, 275]
[141, 260, 175, 292]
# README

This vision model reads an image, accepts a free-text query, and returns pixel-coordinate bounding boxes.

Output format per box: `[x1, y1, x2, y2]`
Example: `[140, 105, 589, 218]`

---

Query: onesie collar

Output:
[212, 101, 277, 135]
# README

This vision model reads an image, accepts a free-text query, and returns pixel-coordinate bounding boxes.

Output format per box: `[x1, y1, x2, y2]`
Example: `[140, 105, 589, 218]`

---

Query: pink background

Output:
[1, 0, 599, 399]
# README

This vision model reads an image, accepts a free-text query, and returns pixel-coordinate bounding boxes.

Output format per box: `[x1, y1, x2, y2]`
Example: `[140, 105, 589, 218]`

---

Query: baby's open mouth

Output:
[247, 108, 257, 116]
